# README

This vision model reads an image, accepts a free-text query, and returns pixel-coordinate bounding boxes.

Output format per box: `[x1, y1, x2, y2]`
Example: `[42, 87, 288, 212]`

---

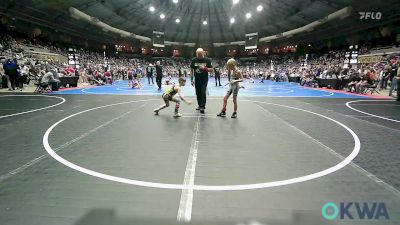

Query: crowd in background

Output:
[234, 50, 399, 96]
[1, 34, 399, 97]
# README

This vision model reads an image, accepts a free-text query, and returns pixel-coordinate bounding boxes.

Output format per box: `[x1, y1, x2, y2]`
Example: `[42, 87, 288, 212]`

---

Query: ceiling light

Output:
[173, 0, 178, 3]
[160, 14, 165, 19]
[246, 13, 251, 19]
[233, 0, 239, 5]
[257, 5, 263, 12]
[149, 6, 155, 12]
[203, 20, 207, 25]
[176, 18, 180, 23]
[230, 18, 235, 24]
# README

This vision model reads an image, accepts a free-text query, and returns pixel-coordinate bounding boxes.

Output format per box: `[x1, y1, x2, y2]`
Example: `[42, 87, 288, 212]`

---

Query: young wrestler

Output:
[249, 74, 255, 83]
[127, 69, 134, 87]
[132, 73, 142, 89]
[165, 73, 172, 85]
[154, 77, 192, 117]
[217, 58, 243, 118]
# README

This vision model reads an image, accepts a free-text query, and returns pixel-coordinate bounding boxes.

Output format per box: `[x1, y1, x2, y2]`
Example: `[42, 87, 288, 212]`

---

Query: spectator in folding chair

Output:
[346, 73, 362, 92]
[369, 69, 379, 91]
[33, 75, 43, 92]
[355, 73, 373, 94]
[40, 68, 60, 92]
[86, 73, 101, 86]
[104, 70, 112, 84]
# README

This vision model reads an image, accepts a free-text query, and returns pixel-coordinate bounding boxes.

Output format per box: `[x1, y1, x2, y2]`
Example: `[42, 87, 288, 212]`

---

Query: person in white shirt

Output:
[40, 68, 59, 90]
[18, 64, 29, 90]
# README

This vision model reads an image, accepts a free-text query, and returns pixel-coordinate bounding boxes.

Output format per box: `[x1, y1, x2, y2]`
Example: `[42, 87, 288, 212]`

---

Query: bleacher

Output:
[20, 45, 51, 54]
[367, 46, 400, 55]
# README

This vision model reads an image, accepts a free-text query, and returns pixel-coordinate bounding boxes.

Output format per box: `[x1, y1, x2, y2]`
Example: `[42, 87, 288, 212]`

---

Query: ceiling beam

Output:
[170, 0, 189, 42]
[213, 1, 226, 43]
[182, 0, 195, 43]
[195, 0, 205, 45]
[207, 0, 214, 44]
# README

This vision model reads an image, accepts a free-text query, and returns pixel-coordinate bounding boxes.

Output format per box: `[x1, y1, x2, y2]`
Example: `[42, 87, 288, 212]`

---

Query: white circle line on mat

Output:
[0, 95, 66, 119]
[345, 99, 399, 123]
[43, 99, 360, 191]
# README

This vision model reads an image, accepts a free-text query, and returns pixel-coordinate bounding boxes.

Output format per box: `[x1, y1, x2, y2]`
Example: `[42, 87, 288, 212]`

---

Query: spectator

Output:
[389, 63, 398, 97]
[3, 58, 19, 90]
[146, 64, 154, 85]
[41, 68, 60, 91]
[19, 63, 29, 90]
[0, 64, 5, 89]
[379, 66, 390, 90]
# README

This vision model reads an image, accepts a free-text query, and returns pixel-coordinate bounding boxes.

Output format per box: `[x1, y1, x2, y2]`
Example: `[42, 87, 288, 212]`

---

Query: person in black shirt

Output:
[190, 48, 213, 113]
[146, 64, 154, 85]
[356, 70, 374, 94]
[346, 72, 362, 92]
[155, 61, 163, 91]
[214, 66, 222, 86]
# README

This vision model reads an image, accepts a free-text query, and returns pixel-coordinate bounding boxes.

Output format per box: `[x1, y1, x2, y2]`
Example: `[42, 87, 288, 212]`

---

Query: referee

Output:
[190, 48, 213, 113]
[155, 61, 163, 91]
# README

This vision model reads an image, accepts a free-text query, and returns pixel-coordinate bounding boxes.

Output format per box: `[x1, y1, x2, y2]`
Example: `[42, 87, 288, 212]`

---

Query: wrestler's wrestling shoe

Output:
[174, 112, 182, 117]
[217, 111, 226, 117]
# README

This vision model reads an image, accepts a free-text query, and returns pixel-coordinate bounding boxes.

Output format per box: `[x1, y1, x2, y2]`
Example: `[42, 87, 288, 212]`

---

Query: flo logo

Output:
[359, 12, 382, 20]
[322, 202, 389, 220]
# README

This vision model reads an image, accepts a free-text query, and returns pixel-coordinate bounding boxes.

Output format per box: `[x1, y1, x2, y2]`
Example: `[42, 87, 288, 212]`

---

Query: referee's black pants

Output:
[215, 75, 221, 86]
[156, 76, 162, 89]
[195, 78, 208, 109]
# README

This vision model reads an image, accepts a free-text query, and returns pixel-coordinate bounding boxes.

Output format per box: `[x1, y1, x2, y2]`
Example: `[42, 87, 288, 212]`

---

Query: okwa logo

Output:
[322, 202, 390, 220]
[359, 12, 382, 20]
